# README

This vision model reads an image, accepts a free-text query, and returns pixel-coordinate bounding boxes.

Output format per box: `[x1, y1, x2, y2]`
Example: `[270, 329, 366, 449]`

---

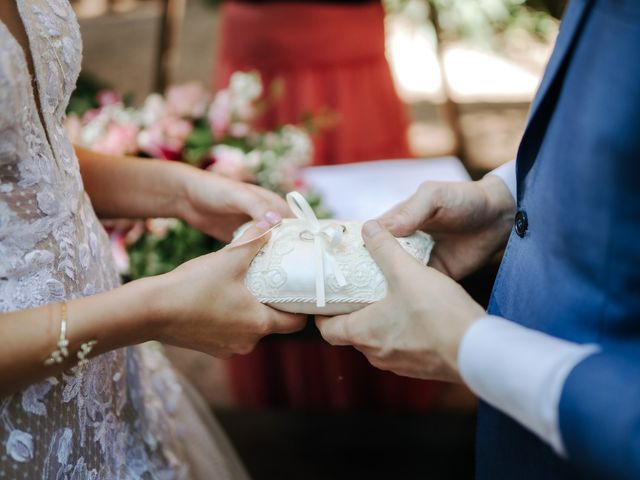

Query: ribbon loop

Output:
[286, 192, 348, 307]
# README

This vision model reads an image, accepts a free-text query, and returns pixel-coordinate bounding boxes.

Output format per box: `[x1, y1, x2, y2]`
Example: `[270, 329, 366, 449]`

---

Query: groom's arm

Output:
[459, 318, 640, 479]
[462, 161, 640, 479]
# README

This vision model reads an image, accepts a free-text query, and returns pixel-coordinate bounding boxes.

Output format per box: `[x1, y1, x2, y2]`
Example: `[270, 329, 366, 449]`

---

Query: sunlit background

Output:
[74, 0, 559, 174]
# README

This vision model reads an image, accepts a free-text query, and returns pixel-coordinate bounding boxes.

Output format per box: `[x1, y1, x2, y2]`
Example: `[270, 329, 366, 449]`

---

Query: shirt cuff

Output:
[458, 315, 599, 457]
[486, 160, 517, 202]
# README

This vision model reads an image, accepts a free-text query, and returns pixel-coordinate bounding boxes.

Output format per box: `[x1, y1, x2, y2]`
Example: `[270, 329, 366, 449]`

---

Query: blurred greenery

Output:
[126, 220, 225, 280]
[383, 0, 564, 45]
[384, 0, 566, 18]
[66, 72, 105, 115]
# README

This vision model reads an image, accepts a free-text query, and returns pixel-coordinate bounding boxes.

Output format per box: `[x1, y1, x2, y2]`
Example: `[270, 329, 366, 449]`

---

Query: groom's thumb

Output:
[362, 220, 408, 282]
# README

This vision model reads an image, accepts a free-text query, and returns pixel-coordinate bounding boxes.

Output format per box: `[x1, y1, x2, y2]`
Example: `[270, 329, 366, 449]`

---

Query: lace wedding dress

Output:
[0, 1, 248, 478]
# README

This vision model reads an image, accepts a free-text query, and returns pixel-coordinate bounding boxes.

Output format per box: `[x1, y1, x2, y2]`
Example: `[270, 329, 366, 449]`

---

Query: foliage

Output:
[384, 0, 561, 46]
[126, 220, 224, 280]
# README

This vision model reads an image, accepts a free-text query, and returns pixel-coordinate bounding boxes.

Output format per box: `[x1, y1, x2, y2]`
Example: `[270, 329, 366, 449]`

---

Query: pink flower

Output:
[96, 89, 122, 107]
[137, 116, 192, 159]
[82, 108, 102, 124]
[92, 122, 139, 156]
[208, 145, 254, 182]
[208, 90, 231, 138]
[164, 116, 192, 142]
[277, 163, 304, 193]
[229, 122, 250, 137]
[166, 82, 210, 118]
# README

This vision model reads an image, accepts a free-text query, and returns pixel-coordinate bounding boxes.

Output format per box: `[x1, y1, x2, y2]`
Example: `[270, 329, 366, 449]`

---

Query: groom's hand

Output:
[378, 176, 516, 280]
[316, 221, 484, 382]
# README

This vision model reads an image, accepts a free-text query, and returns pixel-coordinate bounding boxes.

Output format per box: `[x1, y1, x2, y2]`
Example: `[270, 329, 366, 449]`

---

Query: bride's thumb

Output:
[225, 220, 273, 263]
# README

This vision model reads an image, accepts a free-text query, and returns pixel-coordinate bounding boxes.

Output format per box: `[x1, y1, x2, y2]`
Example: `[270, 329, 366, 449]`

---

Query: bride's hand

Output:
[378, 176, 516, 280]
[178, 169, 292, 242]
[149, 222, 306, 358]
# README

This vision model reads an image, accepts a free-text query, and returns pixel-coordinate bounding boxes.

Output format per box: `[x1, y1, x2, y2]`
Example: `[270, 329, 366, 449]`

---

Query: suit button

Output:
[515, 210, 528, 237]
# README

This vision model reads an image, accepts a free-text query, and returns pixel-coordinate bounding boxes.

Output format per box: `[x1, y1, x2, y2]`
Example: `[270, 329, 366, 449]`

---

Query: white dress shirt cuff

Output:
[458, 315, 599, 457]
[486, 160, 517, 201]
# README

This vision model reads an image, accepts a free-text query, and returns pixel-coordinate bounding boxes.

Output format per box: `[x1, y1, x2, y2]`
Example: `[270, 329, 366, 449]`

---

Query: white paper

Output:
[302, 157, 471, 220]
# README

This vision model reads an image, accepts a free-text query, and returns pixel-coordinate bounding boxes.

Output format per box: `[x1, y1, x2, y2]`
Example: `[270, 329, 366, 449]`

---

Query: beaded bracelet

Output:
[44, 302, 70, 366]
[44, 302, 98, 368]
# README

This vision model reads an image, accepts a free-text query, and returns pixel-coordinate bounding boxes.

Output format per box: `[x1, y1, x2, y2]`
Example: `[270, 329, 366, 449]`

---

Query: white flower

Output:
[6, 430, 34, 463]
[245, 150, 262, 169]
[228, 71, 263, 123]
[281, 125, 313, 165]
[140, 93, 167, 127]
[165, 82, 210, 118]
[229, 71, 262, 103]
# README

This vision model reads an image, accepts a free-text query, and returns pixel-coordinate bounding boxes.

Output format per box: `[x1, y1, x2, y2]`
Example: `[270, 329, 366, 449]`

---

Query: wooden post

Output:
[154, 0, 187, 93]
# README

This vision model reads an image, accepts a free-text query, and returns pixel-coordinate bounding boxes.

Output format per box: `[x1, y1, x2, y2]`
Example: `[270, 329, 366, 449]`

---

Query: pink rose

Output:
[81, 108, 101, 124]
[92, 122, 139, 156]
[276, 163, 304, 193]
[166, 82, 210, 118]
[137, 116, 192, 159]
[96, 89, 122, 107]
[163, 116, 192, 143]
[208, 90, 231, 139]
[229, 122, 250, 137]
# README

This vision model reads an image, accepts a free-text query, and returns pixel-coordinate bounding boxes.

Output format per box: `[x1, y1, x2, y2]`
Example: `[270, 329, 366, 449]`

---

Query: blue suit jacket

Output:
[480, 1, 640, 479]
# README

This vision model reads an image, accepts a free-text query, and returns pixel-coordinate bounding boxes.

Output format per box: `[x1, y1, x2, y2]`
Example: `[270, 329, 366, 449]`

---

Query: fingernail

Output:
[363, 220, 382, 238]
[264, 211, 282, 226]
[256, 220, 271, 230]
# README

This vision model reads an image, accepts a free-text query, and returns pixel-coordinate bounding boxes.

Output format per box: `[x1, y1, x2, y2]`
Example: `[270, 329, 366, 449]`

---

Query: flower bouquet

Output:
[66, 72, 328, 279]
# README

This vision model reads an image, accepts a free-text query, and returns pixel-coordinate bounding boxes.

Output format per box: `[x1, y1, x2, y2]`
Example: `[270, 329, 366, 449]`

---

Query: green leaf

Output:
[126, 221, 224, 280]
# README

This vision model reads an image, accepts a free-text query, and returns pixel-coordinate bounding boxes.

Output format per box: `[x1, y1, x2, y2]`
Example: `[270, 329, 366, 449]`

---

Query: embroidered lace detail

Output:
[0, 2, 221, 478]
[245, 220, 434, 310]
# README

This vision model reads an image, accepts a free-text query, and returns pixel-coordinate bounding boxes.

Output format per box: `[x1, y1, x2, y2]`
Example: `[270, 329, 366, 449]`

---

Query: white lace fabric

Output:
[244, 219, 434, 315]
[0, 2, 242, 478]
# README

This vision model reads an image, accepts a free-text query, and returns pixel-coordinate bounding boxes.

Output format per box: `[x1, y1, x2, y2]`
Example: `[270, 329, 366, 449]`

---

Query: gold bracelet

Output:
[44, 302, 70, 366]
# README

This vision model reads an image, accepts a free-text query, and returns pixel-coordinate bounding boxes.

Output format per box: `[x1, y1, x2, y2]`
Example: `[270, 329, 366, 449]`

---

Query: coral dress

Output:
[214, 0, 411, 166]
[216, 1, 438, 412]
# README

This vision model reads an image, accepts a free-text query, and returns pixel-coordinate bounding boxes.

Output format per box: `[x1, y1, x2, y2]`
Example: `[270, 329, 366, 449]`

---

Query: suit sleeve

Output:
[459, 316, 598, 456]
[559, 350, 640, 480]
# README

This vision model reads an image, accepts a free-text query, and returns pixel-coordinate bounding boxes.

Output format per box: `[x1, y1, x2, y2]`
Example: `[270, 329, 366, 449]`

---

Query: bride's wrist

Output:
[118, 276, 173, 344]
[157, 160, 200, 221]
[134, 272, 182, 342]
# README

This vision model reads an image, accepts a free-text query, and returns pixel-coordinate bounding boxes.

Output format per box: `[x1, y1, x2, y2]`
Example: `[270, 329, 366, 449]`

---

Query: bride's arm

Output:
[76, 145, 193, 220]
[75, 146, 290, 241]
[0, 225, 305, 397]
[0, 277, 155, 395]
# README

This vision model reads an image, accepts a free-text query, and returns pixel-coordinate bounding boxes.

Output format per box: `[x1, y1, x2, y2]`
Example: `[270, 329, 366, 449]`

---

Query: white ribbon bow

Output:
[286, 192, 348, 308]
